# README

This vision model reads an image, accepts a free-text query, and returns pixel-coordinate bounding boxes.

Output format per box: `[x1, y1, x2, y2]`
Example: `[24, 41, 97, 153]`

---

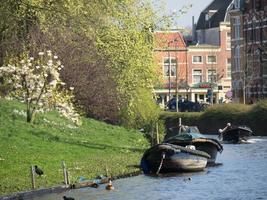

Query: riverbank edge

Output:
[161, 101, 267, 136]
[0, 170, 143, 200]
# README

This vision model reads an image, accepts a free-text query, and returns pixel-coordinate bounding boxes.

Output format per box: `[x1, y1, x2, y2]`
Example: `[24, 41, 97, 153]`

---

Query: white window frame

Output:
[206, 55, 217, 64]
[192, 56, 203, 64]
[234, 46, 240, 72]
[192, 69, 202, 83]
[233, 17, 241, 39]
[163, 57, 177, 78]
[226, 32, 231, 50]
[227, 58, 232, 78]
[207, 69, 217, 83]
[234, 0, 240, 9]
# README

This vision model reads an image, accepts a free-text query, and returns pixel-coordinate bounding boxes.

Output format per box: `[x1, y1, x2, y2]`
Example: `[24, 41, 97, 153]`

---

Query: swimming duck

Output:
[105, 179, 114, 190]
[63, 196, 75, 200]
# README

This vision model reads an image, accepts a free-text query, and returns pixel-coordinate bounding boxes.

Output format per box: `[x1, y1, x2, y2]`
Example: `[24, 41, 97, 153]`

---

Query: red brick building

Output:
[154, 31, 187, 107]
[154, 0, 232, 106]
[229, 0, 267, 103]
[243, 0, 267, 102]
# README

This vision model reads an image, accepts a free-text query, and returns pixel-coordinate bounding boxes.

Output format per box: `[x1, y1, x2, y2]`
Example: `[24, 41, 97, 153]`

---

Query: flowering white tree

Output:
[0, 50, 80, 124]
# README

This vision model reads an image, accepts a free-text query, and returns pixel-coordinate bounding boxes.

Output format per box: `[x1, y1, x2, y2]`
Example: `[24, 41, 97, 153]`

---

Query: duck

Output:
[183, 177, 192, 182]
[105, 179, 114, 190]
[34, 165, 44, 176]
[63, 196, 75, 200]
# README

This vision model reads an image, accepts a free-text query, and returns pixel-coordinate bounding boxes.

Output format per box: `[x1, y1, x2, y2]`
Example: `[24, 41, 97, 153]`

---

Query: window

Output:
[192, 56, 202, 63]
[255, 0, 262, 11]
[163, 58, 176, 77]
[233, 17, 240, 39]
[262, 52, 267, 76]
[226, 32, 231, 50]
[263, 62, 267, 76]
[193, 69, 202, 83]
[207, 55, 217, 64]
[234, 0, 240, 9]
[207, 69, 217, 83]
[227, 59, 231, 78]
[234, 46, 240, 71]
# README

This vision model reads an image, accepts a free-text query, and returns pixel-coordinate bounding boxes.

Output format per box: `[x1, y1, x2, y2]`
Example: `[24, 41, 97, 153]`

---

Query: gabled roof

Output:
[154, 31, 186, 49]
[196, 0, 233, 30]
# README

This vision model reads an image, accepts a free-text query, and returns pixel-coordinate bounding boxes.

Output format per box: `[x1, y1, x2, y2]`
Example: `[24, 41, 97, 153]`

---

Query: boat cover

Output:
[165, 132, 223, 152]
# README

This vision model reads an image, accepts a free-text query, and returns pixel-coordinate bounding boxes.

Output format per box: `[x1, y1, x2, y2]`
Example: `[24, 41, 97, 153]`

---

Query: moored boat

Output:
[140, 143, 210, 174]
[219, 123, 253, 144]
[164, 126, 223, 165]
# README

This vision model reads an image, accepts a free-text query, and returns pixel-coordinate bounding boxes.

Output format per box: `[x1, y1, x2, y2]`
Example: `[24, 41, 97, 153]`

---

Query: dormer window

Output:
[205, 10, 217, 21]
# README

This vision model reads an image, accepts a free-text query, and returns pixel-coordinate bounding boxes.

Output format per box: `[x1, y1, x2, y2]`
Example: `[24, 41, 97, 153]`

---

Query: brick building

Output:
[229, 0, 267, 103]
[153, 31, 187, 107]
[228, 0, 246, 103]
[153, 0, 233, 107]
[189, 0, 232, 103]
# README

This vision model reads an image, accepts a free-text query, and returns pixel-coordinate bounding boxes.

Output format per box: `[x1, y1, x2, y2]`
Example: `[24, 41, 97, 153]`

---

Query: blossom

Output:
[1, 50, 80, 125]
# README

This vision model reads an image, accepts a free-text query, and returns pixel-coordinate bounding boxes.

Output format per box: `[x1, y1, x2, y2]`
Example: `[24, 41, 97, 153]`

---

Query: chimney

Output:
[192, 16, 196, 43]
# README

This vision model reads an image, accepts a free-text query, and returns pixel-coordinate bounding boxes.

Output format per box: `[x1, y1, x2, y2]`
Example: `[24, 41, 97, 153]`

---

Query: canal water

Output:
[35, 137, 267, 200]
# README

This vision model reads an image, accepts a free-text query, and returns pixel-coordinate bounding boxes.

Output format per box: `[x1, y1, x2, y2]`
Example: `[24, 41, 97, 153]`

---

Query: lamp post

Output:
[168, 39, 179, 112]
[168, 46, 171, 101]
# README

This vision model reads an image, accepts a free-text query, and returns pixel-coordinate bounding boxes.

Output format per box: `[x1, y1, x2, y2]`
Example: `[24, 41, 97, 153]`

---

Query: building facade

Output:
[154, 0, 233, 107]
[228, 0, 246, 103]
[191, 0, 232, 103]
[243, 0, 267, 102]
[153, 31, 188, 107]
[229, 0, 267, 103]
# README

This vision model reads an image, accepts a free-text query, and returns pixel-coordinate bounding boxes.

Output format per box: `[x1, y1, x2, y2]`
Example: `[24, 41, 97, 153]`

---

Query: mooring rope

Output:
[156, 152, 165, 175]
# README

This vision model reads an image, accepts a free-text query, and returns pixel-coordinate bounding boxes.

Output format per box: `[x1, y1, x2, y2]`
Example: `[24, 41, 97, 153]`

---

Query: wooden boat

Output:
[164, 126, 223, 165]
[140, 143, 210, 174]
[219, 123, 253, 144]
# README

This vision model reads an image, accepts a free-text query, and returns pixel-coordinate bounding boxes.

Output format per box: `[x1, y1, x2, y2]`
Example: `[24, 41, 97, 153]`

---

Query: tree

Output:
[0, 0, 190, 129]
[0, 50, 80, 124]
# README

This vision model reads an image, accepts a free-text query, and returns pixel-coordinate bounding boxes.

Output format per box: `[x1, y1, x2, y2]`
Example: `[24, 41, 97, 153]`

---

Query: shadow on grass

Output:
[30, 130, 146, 153]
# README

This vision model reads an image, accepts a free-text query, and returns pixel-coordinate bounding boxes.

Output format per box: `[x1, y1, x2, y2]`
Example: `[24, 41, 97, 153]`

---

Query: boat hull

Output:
[222, 126, 252, 144]
[141, 143, 209, 174]
[146, 152, 208, 173]
[193, 142, 219, 165]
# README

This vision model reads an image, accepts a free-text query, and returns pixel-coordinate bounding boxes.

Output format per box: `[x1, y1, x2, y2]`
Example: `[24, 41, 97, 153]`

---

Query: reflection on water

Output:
[34, 137, 267, 200]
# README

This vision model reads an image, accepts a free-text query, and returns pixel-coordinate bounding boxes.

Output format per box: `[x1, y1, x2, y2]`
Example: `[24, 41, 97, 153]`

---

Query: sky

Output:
[163, 0, 214, 28]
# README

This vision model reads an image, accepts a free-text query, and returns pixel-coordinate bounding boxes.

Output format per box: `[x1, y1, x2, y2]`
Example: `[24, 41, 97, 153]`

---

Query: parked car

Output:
[166, 98, 208, 112]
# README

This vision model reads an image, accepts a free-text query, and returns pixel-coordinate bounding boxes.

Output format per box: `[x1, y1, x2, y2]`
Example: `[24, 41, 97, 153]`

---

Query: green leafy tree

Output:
[0, 0, 191, 129]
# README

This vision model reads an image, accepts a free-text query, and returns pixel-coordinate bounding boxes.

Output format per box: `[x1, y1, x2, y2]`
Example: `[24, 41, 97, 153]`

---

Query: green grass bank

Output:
[0, 99, 149, 196]
[161, 101, 267, 137]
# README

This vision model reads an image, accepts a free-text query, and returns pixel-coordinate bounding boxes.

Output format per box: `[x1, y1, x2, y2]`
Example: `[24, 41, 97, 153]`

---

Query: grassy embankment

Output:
[161, 101, 267, 137]
[0, 99, 149, 196]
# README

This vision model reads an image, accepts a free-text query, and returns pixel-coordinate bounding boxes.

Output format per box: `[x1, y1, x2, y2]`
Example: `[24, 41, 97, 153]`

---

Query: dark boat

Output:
[140, 143, 210, 174]
[219, 123, 253, 144]
[164, 126, 223, 165]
